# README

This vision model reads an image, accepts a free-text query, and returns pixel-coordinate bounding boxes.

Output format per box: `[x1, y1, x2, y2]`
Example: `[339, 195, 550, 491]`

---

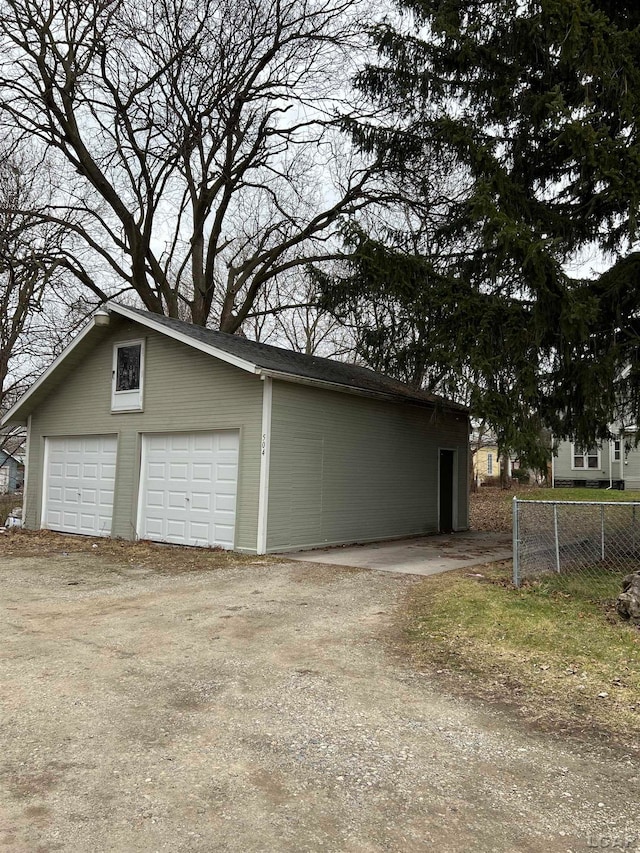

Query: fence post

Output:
[512, 497, 519, 587]
[553, 503, 561, 573]
[601, 505, 606, 561]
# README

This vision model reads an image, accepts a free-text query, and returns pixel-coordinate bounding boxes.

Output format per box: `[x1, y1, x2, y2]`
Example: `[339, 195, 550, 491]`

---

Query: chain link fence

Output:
[513, 499, 640, 587]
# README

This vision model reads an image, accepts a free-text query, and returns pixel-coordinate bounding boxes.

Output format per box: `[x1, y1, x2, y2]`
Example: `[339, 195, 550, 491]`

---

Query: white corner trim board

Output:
[22, 414, 32, 526]
[256, 376, 273, 554]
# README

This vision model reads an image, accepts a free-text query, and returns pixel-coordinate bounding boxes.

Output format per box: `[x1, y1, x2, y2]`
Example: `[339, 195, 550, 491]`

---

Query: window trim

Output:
[486, 452, 493, 476]
[570, 444, 600, 471]
[111, 338, 145, 412]
[613, 439, 621, 462]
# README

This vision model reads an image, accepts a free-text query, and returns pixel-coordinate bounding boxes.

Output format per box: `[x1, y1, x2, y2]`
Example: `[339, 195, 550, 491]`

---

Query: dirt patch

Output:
[1, 550, 639, 852]
[0, 528, 271, 573]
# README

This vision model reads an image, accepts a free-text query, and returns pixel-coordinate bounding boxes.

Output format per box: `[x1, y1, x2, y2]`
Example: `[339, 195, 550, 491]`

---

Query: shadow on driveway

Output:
[281, 530, 512, 576]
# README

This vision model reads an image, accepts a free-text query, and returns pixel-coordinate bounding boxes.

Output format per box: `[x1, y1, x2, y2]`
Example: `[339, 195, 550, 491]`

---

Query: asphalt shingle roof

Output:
[121, 306, 467, 412]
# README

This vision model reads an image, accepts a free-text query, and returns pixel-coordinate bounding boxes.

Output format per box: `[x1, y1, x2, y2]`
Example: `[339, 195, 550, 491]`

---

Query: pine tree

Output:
[327, 0, 640, 455]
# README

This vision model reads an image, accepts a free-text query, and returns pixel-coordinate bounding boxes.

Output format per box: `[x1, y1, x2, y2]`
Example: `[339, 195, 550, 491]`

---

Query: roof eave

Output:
[258, 368, 468, 414]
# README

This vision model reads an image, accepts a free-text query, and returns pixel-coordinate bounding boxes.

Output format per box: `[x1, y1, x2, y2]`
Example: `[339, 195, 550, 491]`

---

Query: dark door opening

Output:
[439, 449, 455, 533]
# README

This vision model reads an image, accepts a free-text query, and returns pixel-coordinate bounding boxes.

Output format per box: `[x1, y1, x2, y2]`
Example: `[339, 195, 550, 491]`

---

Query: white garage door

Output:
[43, 435, 117, 536]
[138, 431, 239, 549]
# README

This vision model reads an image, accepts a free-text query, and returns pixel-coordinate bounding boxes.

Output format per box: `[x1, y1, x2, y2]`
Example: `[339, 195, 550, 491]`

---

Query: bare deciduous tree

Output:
[0, 145, 84, 456]
[0, 0, 381, 330]
[1, 149, 56, 410]
[245, 267, 356, 357]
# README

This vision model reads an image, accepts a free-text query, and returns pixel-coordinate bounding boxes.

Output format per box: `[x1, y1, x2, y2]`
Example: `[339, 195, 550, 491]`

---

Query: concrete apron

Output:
[281, 531, 513, 576]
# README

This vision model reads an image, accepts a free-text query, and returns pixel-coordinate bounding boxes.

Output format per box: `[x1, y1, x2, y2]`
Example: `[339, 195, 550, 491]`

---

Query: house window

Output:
[572, 445, 599, 469]
[112, 339, 144, 412]
[614, 440, 621, 461]
[116, 344, 141, 391]
[487, 453, 493, 475]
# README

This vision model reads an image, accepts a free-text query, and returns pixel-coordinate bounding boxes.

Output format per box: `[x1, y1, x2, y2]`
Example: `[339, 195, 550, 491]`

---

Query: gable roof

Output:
[1, 302, 468, 426]
[115, 304, 466, 411]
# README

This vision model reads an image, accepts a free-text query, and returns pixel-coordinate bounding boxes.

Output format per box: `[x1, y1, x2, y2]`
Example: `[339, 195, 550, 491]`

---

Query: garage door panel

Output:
[214, 493, 235, 512]
[168, 491, 188, 509]
[145, 517, 164, 536]
[147, 462, 166, 481]
[167, 518, 187, 537]
[189, 521, 209, 539]
[170, 435, 190, 451]
[139, 430, 238, 549]
[146, 490, 165, 508]
[214, 524, 234, 547]
[193, 433, 215, 451]
[192, 464, 212, 481]
[216, 463, 237, 482]
[43, 435, 117, 537]
[191, 492, 211, 511]
[218, 433, 238, 451]
[169, 463, 188, 480]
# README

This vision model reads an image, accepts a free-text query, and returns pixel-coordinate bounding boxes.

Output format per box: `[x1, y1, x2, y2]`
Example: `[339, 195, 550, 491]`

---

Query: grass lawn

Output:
[521, 487, 640, 502]
[471, 485, 640, 533]
[403, 558, 640, 744]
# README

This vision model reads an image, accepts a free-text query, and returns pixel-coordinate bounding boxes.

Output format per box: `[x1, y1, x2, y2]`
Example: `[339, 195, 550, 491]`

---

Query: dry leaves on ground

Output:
[0, 528, 266, 574]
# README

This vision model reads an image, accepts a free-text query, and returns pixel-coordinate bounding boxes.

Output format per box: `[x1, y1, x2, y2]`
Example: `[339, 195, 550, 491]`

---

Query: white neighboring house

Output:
[552, 430, 640, 490]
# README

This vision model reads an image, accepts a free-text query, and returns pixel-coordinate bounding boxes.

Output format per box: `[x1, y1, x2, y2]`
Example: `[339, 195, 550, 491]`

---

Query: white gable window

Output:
[572, 445, 600, 470]
[112, 340, 144, 412]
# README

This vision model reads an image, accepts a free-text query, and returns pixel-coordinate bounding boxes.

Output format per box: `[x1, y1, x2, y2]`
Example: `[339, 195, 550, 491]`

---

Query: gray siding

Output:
[25, 318, 263, 551]
[623, 444, 640, 489]
[555, 437, 640, 489]
[267, 381, 469, 551]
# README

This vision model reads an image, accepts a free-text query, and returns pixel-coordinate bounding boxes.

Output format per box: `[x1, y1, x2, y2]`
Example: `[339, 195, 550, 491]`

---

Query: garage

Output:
[4, 304, 470, 552]
[42, 435, 117, 536]
[137, 430, 239, 548]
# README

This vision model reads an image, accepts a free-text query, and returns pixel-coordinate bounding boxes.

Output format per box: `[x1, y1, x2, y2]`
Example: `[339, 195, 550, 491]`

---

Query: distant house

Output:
[474, 444, 499, 484]
[0, 450, 24, 494]
[553, 434, 640, 490]
[1, 303, 470, 552]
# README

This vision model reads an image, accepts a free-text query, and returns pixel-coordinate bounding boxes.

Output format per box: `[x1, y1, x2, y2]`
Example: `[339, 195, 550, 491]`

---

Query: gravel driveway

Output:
[1, 552, 638, 852]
